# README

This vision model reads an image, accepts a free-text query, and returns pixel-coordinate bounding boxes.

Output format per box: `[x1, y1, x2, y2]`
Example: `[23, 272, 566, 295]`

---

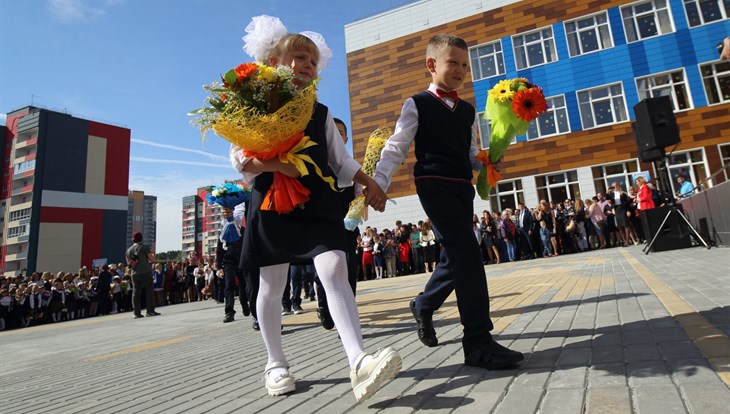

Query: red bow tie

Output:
[435, 88, 459, 101]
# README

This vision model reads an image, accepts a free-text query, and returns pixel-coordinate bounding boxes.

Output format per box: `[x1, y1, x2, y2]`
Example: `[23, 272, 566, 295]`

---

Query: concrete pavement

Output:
[1, 245, 729, 413]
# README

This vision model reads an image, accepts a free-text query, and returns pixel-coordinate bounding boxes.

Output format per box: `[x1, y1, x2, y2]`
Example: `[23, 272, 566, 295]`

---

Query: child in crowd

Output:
[48, 280, 65, 322]
[372, 34, 523, 369]
[111, 276, 122, 314]
[231, 17, 400, 401]
[372, 235, 384, 279]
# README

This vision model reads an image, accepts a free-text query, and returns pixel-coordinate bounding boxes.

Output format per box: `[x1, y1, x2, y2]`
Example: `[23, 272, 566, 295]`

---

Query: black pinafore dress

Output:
[240, 103, 346, 268]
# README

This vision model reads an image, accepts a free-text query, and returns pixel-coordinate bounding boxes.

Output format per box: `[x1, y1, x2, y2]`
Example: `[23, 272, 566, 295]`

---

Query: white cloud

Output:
[130, 156, 231, 168]
[131, 138, 229, 162]
[45, 0, 123, 23]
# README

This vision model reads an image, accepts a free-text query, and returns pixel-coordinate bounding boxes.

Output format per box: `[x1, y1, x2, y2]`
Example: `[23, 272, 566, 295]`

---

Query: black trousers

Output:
[224, 261, 246, 316]
[132, 273, 155, 315]
[412, 179, 493, 355]
[242, 263, 259, 320]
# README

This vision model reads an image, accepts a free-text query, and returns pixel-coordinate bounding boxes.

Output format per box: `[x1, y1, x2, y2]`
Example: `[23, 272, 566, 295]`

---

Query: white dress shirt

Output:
[373, 83, 483, 192]
[229, 109, 361, 189]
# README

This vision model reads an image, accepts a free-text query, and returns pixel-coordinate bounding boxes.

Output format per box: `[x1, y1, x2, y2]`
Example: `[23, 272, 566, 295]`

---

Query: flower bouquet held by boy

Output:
[206, 183, 250, 249]
[190, 23, 336, 214]
[476, 78, 547, 199]
[343, 127, 392, 231]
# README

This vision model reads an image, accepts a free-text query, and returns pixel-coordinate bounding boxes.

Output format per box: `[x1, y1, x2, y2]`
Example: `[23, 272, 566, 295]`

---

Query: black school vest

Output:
[412, 91, 475, 181]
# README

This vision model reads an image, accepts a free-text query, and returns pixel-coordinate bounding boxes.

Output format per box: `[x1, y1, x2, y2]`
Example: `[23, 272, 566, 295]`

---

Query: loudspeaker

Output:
[641, 205, 692, 252]
[632, 122, 665, 162]
[633, 96, 680, 153]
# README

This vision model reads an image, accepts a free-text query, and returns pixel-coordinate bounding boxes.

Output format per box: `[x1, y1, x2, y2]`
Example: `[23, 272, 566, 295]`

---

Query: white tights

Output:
[257, 250, 365, 372]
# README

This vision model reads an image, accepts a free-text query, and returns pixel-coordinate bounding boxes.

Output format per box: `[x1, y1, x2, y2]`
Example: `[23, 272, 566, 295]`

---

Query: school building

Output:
[344, 0, 730, 230]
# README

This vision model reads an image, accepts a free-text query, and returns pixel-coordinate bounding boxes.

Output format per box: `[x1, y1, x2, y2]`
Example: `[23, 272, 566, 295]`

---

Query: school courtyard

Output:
[1, 245, 729, 413]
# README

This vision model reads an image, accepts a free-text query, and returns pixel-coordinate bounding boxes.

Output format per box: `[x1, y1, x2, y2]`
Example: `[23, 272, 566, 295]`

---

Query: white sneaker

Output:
[350, 347, 401, 402]
[264, 362, 296, 396]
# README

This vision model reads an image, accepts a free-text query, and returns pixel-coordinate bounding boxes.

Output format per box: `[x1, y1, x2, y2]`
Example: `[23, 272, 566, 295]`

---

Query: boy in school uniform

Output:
[372, 34, 523, 369]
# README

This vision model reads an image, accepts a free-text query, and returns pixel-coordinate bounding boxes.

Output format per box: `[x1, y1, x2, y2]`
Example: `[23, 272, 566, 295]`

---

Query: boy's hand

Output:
[363, 179, 387, 212]
[277, 161, 301, 178]
[221, 207, 233, 218]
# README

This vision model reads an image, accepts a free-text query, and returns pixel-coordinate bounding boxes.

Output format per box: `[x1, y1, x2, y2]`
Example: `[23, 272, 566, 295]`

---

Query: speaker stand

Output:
[643, 205, 710, 255]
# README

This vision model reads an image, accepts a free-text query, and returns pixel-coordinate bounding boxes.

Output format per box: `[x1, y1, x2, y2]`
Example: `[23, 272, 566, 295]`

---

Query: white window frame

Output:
[576, 82, 630, 130]
[621, 0, 676, 43]
[663, 148, 711, 193]
[699, 60, 730, 105]
[469, 40, 505, 81]
[564, 11, 615, 57]
[489, 179, 525, 213]
[719, 143, 730, 181]
[512, 25, 559, 70]
[535, 169, 582, 203]
[683, 0, 730, 27]
[526, 94, 571, 140]
[591, 160, 641, 194]
[635, 68, 694, 112]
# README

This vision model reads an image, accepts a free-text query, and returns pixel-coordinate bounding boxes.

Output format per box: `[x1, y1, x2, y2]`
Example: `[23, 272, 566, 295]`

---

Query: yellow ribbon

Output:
[278, 135, 338, 192]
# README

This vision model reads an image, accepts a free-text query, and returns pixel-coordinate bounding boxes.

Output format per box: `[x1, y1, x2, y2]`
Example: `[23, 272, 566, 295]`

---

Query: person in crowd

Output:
[152, 263, 165, 307]
[410, 224, 424, 274]
[373, 33, 523, 369]
[217, 202, 252, 323]
[125, 232, 160, 319]
[87, 278, 99, 317]
[607, 183, 633, 246]
[536, 200, 559, 257]
[481, 211, 500, 265]
[538, 220, 554, 257]
[396, 224, 411, 275]
[372, 235, 384, 279]
[360, 227, 375, 281]
[97, 265, 112, 315]
[603, 198, 619, 247]
[676, 174, 695, 200]
[419, 221, 437, 272]
[383, 231, 396, 278]
[515, 203, 535, 260]
[499, 210, 516, 262]
[573, 199, 590, 252]
[231, 24, 400, 400]
[636, 176, 655, 213]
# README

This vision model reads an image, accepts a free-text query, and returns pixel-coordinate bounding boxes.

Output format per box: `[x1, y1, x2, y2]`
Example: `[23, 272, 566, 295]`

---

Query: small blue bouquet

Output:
[206, 183, 251, 249]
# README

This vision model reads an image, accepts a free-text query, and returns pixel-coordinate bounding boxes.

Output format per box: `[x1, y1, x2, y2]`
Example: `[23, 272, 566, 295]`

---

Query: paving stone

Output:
[585, 386, 632, 413]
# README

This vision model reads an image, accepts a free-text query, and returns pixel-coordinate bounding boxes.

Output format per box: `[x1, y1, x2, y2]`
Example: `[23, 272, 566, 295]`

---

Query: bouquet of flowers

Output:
[344, 127, 391, 231]
[476, 77, 547, 199]
[206, 183, 251, 249]
[190, 62, 335, 214]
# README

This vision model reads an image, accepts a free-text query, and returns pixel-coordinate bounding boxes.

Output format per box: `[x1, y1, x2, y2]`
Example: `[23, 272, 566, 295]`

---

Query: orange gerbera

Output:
[511, 87, 548, 122]
[234, 63, 258, 83]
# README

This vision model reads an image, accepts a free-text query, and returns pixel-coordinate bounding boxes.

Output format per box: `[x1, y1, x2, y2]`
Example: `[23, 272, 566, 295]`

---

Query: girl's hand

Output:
[277, 161, 301, 178]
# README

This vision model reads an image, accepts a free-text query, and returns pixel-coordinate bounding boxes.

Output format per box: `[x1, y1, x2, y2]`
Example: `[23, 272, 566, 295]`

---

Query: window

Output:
[470, 41, 505, 80]
[621, 0, 675, 43]
[577, 83, 629, 129]
[719, 144, 730, 181]
[565, 11, 614, 57]
[8, 225, 28, 238]
[513, 26, 558, 70]
[636, 69, 693, 111]
[9, 208, 32, 221]
[592, 161, 640, 195]
[665, 149, 710, 194]
[683, 0, 729, 27]
[13, 159, 35, 174]
[536, 170, 581, 203]
[526, 95, 570, 140]
[700, 60, 730, 105]
[489, 180, 525, 213]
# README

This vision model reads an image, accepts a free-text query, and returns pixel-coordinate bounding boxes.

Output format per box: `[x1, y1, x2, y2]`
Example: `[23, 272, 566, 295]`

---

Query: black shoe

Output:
[134, 314, 144, 319]
[146, 311, 161, 317]
[292, 304, 304, 314]
[317, 307, 335, 330]
[223, 313, 235, 323]
[410, 298, 437, 347]
[252, 318, 260, 331]
[241, 302, 251, 317]
[282, 307, 293, 316]
[309, 295, 316, 302]
[465, 340, 524, 370]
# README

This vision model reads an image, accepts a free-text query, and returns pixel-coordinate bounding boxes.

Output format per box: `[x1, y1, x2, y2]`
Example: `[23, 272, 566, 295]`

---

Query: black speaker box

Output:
[633, 96, 680, 153]
[641, 205, 692, 252]
[632, 122, 665, 162]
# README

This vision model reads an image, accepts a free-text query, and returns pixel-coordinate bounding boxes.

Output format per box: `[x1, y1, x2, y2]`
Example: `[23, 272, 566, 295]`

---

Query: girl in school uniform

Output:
[231, 17, 400, 402]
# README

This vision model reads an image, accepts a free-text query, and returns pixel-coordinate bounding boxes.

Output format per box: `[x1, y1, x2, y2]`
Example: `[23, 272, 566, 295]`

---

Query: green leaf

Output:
[223, 69, 238, 86]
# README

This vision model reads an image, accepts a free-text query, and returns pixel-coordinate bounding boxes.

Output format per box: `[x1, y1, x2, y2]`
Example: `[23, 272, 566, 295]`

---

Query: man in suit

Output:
[516, 203, 535, 259]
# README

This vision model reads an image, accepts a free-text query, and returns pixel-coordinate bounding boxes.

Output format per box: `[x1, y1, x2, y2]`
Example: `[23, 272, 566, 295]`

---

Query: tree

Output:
[157, 250, 182, 261]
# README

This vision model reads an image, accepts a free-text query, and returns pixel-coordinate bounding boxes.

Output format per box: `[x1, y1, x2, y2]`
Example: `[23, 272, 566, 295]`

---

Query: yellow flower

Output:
[257, 65, 278, 83]
[489, 80, 515, 103]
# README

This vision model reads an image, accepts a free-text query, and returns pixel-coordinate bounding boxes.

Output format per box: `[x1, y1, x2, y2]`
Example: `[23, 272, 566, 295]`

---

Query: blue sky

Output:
[1, 0, 415, 252]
